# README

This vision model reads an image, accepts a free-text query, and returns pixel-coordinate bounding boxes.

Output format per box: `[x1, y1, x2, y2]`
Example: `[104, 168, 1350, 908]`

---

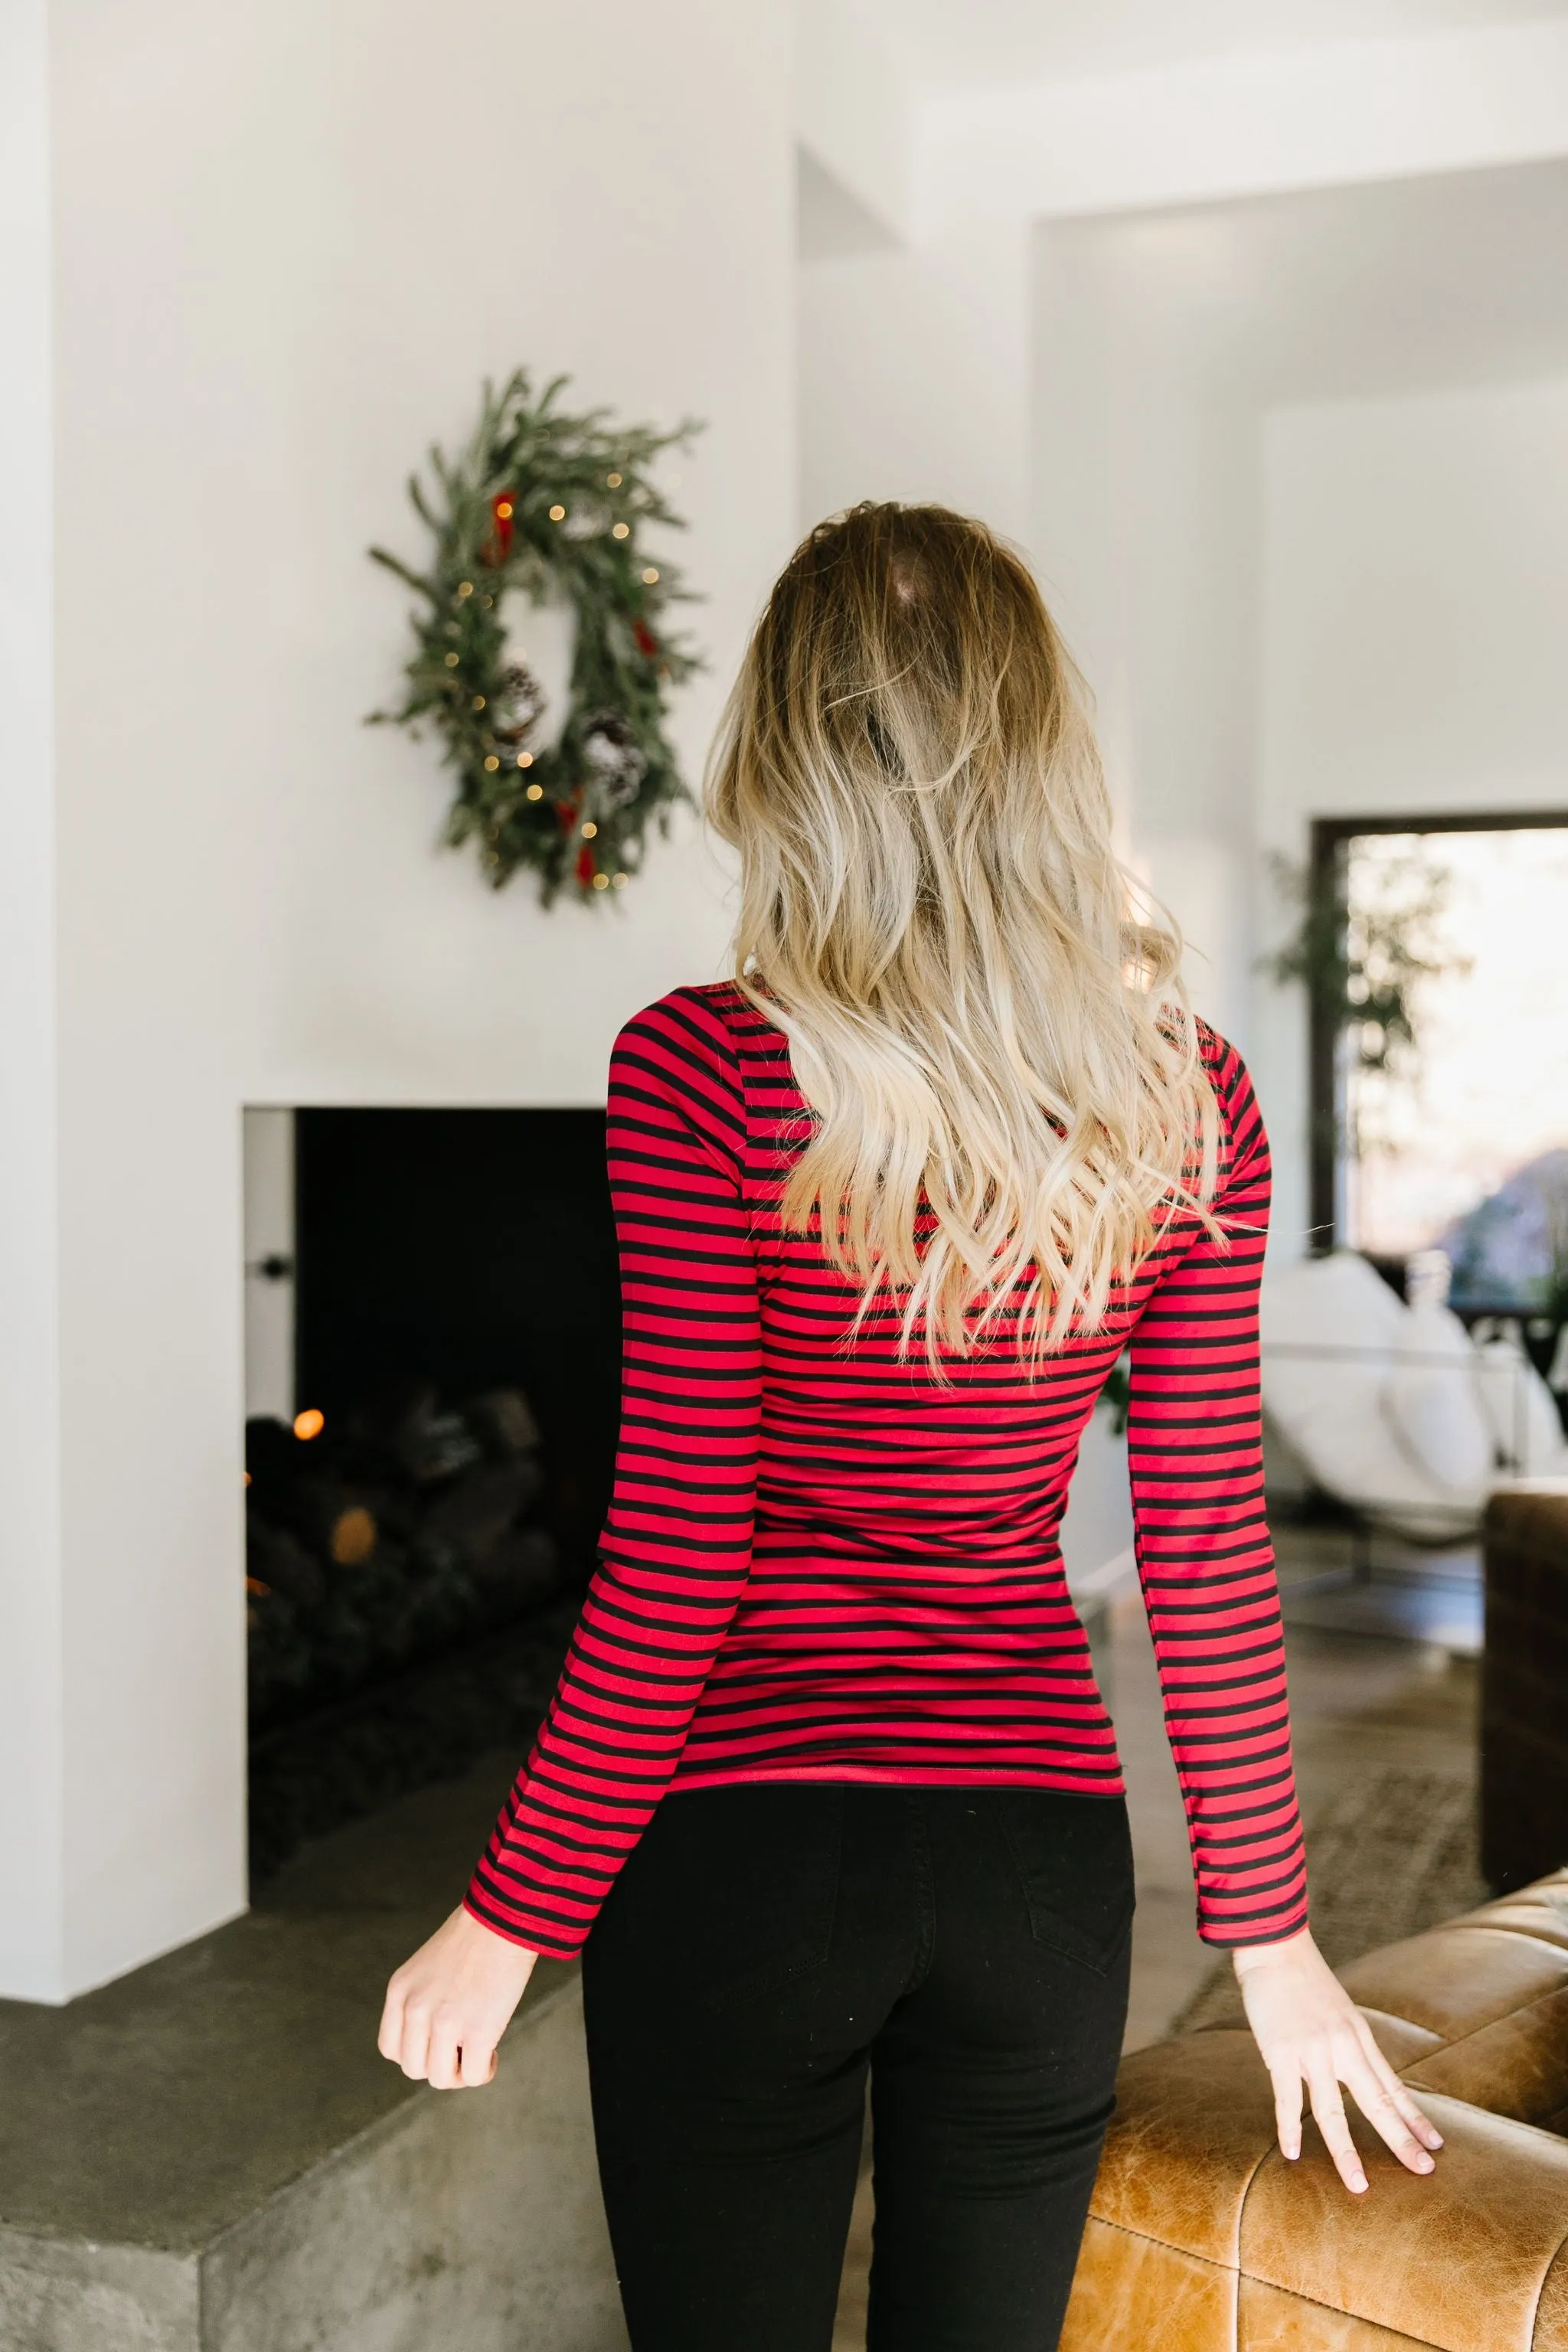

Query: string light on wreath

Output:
[368, 368, 702, 904]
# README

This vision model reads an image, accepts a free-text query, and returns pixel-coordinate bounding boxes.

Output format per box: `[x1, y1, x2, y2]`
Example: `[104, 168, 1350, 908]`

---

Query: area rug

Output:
[1168, 1766, 1486, 2035]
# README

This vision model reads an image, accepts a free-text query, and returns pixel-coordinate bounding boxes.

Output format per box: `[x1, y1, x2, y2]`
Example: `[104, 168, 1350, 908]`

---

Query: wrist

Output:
[456, 1903, 541, 1970]
[1231, 1925, 1312, 1978]
[461, 1898, 539, 1953]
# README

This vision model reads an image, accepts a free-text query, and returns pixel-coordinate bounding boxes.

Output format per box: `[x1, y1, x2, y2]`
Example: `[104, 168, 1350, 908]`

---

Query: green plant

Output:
[1262, 842, 1462, 1083]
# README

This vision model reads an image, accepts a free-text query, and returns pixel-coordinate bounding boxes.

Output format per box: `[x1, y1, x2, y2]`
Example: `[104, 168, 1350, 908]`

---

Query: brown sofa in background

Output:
[1060, 1872, 1568, 2350]
[1483, 1481, 1568, 1893]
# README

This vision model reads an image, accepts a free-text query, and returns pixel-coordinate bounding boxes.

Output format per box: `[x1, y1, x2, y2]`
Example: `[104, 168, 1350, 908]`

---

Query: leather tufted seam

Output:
[1237, 2269, 1445, 2350]
[1525, 2221, 1568, 2348]
[1075, 2213, 1243, 2352]
[1076, 2211, 1237, 2272]
[1439, 1922, 1568, 1952]
[1354, 2005, 1443, 2065]
[1399, 1984, 1568, 2096]
[1233, 2135, 1294, 2280]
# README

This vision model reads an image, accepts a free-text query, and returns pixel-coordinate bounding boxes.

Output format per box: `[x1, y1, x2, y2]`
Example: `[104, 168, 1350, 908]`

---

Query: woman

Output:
[378, 505, 1441, 2350]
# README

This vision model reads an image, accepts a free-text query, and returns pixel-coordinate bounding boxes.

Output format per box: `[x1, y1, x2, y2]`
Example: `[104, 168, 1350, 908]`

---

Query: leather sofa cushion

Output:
[1069, 2220, 1234, 2344]
[1402, 1984, 1568, 2132]
[1348, 2008, 1442, 2070]
[1337, 1922, 1568, 2045]
[1080, 2053, 1568, 2351]
[1538, 2239, 1568, 2347]
[1089, 2033, 1277, 2267]
[1237, 2276, 1448, 2350]
[1240, 2092, 1568, 2352]
[1460, 1877, 1568, 1955]
[1067, 1870, 1568, 2350]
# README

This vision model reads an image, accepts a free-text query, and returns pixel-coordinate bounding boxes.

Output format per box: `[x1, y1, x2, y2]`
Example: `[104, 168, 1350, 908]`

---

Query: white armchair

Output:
[1259, 1249, 1568, 1541]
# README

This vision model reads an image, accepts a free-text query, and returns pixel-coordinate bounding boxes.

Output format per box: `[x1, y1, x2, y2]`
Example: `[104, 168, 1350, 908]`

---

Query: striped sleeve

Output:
[1126, 1031, 1309, 1949]
[465, 990, 761, 1958]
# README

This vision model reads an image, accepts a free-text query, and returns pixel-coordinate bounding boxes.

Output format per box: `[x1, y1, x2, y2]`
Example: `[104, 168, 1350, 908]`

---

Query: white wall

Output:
[795, 0, 911, 243]
[1031, 216, 1267, 1043]
[5, 0, 795, 2002]
[1254, 377, 1568, 1255]
[1259, 379, 1568, 828]
[243, 1111, 295, 1424]
[798, 220, 1031, 541]
[0, 0, 66, 2003]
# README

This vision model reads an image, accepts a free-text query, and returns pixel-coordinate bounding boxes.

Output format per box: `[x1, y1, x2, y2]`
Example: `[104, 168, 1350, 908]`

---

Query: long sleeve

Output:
[1125, 1032, 1308, 1948]
[466, 990, 761, 1958]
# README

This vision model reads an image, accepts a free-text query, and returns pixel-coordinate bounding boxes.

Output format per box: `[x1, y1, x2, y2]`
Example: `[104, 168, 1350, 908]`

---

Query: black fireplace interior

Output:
[296, 1106, 620, 1550]
[246, 1108, 619, 1880]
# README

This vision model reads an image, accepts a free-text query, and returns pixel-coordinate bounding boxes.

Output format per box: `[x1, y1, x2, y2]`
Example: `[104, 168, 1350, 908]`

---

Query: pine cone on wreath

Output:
[491, 661, 546, 748]
[580, 710, 648, 810]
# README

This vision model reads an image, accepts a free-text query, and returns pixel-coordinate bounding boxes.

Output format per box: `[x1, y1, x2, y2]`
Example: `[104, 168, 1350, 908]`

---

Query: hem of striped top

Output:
[461, 1893, 583, 1962]
[661, 1762, 1130, 1794]
[1197, 1907, 1311, 1952]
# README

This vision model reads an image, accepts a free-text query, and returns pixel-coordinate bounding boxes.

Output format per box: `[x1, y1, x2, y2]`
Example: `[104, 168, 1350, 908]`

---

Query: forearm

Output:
[465, 1540, 755, 1955]
[1126, 1036, 1308, 1947]
[466, 991, 762, 1959]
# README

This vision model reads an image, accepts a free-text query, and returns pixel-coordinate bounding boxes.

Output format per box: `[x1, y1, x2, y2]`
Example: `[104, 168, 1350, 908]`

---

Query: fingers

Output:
[1352, 2021, 1444, 2152]
[377, 1968, 429, 2078]
[423, 2020, 499, 2091]
[377, 1982, 498, 2092]
[1269, 2062, 1304, 2163]
[1278, 2034, 1445, 2194]
[396, 1998, 433, 2082]
[1305, 2056, 1367, 2194]
[376, 1977, 405, 2065]
[426, 2019, 462, 2092]
[1343, 2038, 1439, 2174]
[458, 2037, 500, 2090]
[377, 1909, 534, 2089]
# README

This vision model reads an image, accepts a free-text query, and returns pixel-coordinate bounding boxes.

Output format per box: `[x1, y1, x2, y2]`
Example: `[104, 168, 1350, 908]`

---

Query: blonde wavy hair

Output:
[705, 502, 1221, 1367]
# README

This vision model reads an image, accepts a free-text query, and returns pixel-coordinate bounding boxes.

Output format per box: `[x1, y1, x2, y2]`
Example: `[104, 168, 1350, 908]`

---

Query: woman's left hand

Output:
[1233, 1926, 1445, 2193]
[377, 1905, 539, 2090]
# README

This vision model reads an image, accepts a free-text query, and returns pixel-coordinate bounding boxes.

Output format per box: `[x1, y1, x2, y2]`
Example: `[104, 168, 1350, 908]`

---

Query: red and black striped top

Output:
[466, 982, 1308, 1958]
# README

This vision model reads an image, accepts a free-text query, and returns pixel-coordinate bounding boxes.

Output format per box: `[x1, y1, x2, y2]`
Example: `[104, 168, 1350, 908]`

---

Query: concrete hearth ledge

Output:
[0, 1754, 628, 2352]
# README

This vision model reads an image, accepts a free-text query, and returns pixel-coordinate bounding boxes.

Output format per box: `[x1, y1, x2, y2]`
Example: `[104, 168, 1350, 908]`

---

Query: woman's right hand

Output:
[1233, 1926, 1444, 2194]
[377, 1904, 540, 2090]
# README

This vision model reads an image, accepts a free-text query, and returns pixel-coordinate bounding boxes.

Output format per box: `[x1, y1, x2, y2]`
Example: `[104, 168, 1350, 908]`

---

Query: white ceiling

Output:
[854, 0, 1568, 91]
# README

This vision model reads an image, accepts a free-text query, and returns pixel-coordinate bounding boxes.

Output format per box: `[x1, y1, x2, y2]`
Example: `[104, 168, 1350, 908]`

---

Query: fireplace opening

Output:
[243, 1107, 618, 1882]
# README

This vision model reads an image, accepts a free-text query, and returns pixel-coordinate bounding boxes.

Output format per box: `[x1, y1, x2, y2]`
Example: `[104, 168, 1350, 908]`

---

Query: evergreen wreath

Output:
[369, 371, 701, 903]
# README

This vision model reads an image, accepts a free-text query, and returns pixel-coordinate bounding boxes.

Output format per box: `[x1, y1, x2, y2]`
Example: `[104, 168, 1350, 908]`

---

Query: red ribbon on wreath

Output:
[633, 616, 658, 660]
[488, 491, 516, 567]
[558, 792, 597, 884]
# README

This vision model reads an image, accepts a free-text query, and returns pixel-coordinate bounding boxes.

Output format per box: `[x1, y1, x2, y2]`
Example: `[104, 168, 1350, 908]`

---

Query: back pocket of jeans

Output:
[642, 1784, 844, 2008]
[999, 1792, 1135, 1975]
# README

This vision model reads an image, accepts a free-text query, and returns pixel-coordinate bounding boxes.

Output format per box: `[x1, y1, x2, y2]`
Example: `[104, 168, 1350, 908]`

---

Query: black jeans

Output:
[580, 1782, 1134, 2352]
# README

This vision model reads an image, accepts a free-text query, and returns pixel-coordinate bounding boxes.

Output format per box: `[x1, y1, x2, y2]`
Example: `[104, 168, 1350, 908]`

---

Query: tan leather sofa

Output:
[1061, 1871, 1568, 2350]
